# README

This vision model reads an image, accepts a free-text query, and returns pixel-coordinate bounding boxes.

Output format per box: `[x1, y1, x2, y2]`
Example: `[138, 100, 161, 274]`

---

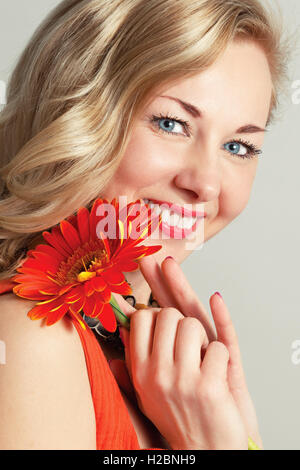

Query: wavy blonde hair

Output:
[0, 0, 292, 279]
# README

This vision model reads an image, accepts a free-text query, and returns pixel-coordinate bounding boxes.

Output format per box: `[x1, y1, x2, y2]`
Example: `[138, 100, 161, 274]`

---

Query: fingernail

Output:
[165, 256, 174, 260]
[215, 291, 223, 299]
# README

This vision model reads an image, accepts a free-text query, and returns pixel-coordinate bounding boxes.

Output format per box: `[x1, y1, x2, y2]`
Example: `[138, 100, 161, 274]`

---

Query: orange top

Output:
[72, 317, 165, 450]
[0, 283, 165, 450]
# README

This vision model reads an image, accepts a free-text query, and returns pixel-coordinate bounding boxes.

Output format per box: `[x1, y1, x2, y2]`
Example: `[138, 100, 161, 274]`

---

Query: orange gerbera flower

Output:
[1, 198, 162, 332]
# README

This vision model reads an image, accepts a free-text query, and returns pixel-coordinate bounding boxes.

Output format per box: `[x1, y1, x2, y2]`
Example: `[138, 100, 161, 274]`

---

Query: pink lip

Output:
[146, 198, 206, 218]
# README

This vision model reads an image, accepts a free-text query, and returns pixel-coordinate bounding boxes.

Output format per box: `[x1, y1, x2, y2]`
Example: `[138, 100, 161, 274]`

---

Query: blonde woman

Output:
[0, 0, 290, 450]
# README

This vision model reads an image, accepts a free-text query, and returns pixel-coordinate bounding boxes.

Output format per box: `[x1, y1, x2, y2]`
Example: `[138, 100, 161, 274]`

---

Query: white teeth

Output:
[143, 198, 197, 229]
[169, 212, 180, 226]
[154, 206, 161, 216]
[183, 217, 194, 229]
[161, 209, 169, 222]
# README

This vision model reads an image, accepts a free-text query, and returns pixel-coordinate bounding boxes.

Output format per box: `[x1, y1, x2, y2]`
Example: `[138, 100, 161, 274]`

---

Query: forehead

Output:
[151, 40, 273, 129]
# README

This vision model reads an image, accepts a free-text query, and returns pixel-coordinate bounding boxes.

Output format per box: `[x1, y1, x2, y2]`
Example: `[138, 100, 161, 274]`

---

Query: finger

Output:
[108, 359, 137, 404]
[200, 341, 229, 382]
[112, 292, 136, 318]
[138, 255, 177, 308]
[151, 308, 183, 365]
[209, 292, 246, 383]
[129, 308, 158, 367]
[174, 317, 208, 370]
[161, 257, 216, 342]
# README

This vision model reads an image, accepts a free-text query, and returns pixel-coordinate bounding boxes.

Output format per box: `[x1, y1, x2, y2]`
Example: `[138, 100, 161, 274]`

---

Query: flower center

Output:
[55, 241, 110, 285]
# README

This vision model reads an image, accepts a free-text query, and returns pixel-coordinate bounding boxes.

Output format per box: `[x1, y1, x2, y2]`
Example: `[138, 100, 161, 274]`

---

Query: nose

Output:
[174, 151, 221, 202]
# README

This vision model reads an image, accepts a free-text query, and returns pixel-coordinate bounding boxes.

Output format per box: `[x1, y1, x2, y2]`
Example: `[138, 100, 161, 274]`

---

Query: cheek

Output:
[220, 161, 258, 220]
[114, 130, 177, 189]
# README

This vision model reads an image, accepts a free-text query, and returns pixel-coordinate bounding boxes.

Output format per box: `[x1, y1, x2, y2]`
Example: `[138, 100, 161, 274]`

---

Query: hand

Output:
[110, 255, 262, 448]
[113, 302, 248, 449]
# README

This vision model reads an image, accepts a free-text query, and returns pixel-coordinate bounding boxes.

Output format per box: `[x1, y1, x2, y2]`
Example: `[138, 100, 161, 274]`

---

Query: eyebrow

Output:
[159, 95, 268, 133]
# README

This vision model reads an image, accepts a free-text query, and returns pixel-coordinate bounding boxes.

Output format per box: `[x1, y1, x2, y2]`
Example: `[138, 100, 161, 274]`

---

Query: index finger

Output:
[138, 254, 178, 308]
[138, 255, 216, 341]
[161, 257, 216, 342]
[209, 292, 246, 383]
[112, 292, 137, 318]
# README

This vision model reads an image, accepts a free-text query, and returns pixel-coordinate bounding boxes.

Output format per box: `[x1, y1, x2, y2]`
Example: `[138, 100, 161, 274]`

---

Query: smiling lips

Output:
[143, 198, 206, 239]
[148, 198, 206, 218]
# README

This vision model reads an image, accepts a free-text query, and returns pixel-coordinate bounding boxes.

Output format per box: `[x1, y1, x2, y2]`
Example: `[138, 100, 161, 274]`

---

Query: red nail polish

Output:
[215, 291, 222, 299]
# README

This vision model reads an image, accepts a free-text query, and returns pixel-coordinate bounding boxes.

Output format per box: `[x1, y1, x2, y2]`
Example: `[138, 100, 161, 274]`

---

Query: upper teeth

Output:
[143, 199, 197, 229]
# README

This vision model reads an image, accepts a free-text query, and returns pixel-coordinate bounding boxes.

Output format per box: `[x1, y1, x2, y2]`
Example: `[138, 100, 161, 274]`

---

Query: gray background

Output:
[0, 0, 299, 450]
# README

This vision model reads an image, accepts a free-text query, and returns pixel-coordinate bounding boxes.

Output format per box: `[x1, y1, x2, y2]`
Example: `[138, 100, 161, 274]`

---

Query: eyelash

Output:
[148, 112, 262, 159]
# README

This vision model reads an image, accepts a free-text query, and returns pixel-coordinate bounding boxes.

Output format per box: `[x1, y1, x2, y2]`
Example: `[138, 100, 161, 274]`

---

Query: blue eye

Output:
[159, 118, 181, 133]
[224, 141, 247, 156]
[160, 119, 174, 132]
[149, 113, 191, 137]
[223, 140, 262, 159]
[149, 113, 262, 159]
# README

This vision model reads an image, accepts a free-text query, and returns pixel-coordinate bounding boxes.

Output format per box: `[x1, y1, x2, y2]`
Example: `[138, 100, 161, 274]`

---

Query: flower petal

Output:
[38, 286, 61, 296]
[68, 295, 85, 314]
[58, 283, 79, 296]
[13, 284, 51, 301]
[98, 286, 112, 303]
[13, 276, 55, 291]
[25, 251, 61, 274]
[27, 297, 62, 320]
[110, 282, 132, 296]
[66, 214, 78, 229]
[60, 220, 81, 251]
[20, 257, 61, 277]
[82, 294, 97, 317]
[27, 304, 49, 321]
[15, 267, 52, 280]
[31, 244, 65, 261]
[87, 294, 105, 318]
[103, 269, 125, 286]
[90, 198, 103, 242]
[42, 226, 73, 257]
[114, 260, 139, 272]
[46, 303, 70, 325]
[84, 279, 94, 297]
[63, 285, 84, 302]
[99, 303, 117, 333]
[90, 276, 107, 292]
[77, 207, 90, 244]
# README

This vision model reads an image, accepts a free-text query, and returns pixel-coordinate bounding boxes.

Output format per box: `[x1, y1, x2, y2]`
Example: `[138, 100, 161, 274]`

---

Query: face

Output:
[102, 40, 273, 264]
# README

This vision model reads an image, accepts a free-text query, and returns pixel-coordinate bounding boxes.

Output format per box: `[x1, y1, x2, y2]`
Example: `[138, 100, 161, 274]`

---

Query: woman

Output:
[0, 0, 290, 450]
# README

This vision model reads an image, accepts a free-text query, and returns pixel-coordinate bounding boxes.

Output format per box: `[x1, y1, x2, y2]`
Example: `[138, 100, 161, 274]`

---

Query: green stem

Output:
[110, 293, 130, 330]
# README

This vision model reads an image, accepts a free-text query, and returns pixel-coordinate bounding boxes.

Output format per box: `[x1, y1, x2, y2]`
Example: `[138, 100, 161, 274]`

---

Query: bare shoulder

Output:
[0, 293, 96, 450]
[0, 293, 84, 356]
